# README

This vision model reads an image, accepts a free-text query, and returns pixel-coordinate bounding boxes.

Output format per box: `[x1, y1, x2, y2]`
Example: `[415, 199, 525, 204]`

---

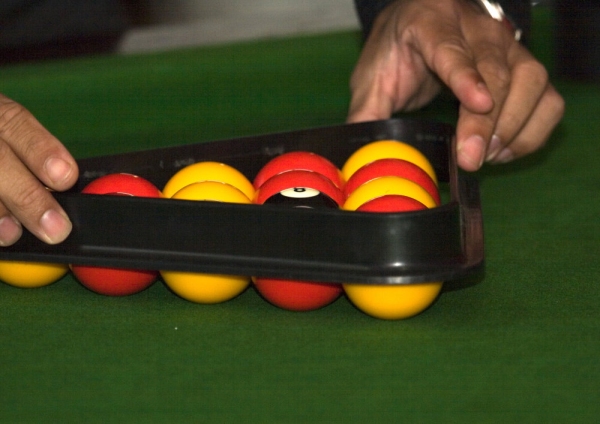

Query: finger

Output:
[347, 72, 397, 124]
[489, 84, 565, 163]
[455, 104, 493, 171]
[0, 209, 22, 247]
[420, 27, 495, 115]
[454, 64, 509, 170]
[0, 139, 72, 245]
[346, 24, 402, 125]
[420, 31, 498, 172]
[486, 53, 550, 161]
[452, 20, 519, 170]
[347, 1, 453, 124]
[0, 94, 78, 192]
[0, 95, 76, 245]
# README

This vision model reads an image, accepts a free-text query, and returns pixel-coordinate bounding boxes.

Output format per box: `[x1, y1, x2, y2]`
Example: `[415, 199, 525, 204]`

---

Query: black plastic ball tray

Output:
[0, 119, 484, 285]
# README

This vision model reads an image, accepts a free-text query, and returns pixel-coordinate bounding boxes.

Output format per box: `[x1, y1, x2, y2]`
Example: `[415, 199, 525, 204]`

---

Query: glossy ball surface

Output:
[343, 189, 442, 320]
[0, 261, 68, 288]
[253, 151, 344, 189]
[81, 173, 162, 197]
[254, 169, 343, 311]
[356, 194, 427, 213]
[171, 180, 251, 203]
[72, 173, 161, 296]
[344, 158, 440, 205]
[253, 278, 342, 311]
[254, 170, 344, 207]
[342, 140, 438, 185]
[160, 181, 252, 304]
[343, 176, 436, 211]
[343, 282, 443, 320]
[162, 161, 254, 200]
[72, 266, 157, 296]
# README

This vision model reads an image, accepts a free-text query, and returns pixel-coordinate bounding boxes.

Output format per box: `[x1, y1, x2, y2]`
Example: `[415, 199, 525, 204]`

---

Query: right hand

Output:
[0, 93, 78, 246]
[347, 0, 564, 172]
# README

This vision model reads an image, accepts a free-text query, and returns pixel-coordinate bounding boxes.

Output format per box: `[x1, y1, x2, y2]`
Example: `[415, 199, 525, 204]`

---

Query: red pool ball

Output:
[253, 151, 344, 190]
[81, 173, 163, 197]
[356, 194, 427, 212]
[344, 158, 440, 205]
[254, 169, 344, 207]
[345, 194, 442, 320]
[71, 173, 161, 296]
[253, 278, 343, 312]
[253, 170, 343, 311]
[70, 266, 158, 297]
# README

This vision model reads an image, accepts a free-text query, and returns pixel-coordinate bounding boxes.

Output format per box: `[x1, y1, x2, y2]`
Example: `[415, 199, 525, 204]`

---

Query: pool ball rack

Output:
[0, 118, 484, 285]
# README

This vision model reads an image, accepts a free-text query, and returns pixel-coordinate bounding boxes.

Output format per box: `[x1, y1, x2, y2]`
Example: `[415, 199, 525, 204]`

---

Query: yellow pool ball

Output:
[160, 181, 252, 303]
[343, 282, 443, 320]
[342, 140, 438, 184]
[343, 176, 437, 211]
[170, 180, 252, 203]
[0, 260, 69, 288]
[162, 161, 255, 200]
[160, 272, 250, 304]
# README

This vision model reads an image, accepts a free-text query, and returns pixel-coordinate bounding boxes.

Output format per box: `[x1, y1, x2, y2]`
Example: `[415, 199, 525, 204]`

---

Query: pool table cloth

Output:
[0, 8, 597, 423]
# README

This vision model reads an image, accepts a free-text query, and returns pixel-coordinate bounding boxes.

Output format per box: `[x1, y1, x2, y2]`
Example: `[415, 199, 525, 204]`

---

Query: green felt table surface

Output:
[1, 8, 598, 423]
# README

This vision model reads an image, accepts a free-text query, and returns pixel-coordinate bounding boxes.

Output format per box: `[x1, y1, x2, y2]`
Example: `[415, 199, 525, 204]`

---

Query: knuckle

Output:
[0, 98, 61, 162]
[10, 181, 47, 216]
[479, 59, 511, 89]
[0, 100, 29, 138]
[432, 37, 470, 77]
[493, 66, 512, 89]
[516, 59, 549, 88]
[500, 111, 522, 133]
[21, 130, 52, 159]
[0, 137, 14, 164]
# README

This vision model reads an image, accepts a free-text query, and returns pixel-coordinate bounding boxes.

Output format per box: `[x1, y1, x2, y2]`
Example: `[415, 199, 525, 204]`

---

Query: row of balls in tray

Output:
[0, 140, 444, 320]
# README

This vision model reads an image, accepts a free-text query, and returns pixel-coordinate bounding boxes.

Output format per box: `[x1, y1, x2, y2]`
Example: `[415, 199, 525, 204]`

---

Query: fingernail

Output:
[39, 209, 72, 244]
[486, 135, 502, 161]
[458, 135, 486, 170]
[45, 157, 73, 185]
[491, 148, 514, 164]
[0, 215, 22, 246]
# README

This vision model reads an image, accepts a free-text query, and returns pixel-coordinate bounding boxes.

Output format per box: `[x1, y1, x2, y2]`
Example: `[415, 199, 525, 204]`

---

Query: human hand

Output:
[0, 93, 78, 246]
[347, 0, 564, 171]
